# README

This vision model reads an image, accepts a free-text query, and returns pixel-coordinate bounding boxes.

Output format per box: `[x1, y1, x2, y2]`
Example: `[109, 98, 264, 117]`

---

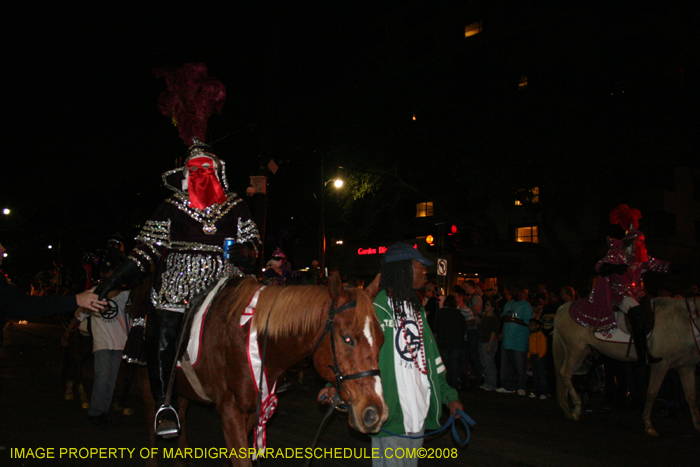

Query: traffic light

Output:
[445, 225, 460, 253]
[426, 234, 436, 253]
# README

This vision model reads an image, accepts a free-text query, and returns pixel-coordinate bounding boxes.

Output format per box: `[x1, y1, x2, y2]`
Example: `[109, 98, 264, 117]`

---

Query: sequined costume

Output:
[129, 191, 259, 311]
[572, 231, 670, 332]
[571, 204, 671, 356]
[94, 64, 263, 435]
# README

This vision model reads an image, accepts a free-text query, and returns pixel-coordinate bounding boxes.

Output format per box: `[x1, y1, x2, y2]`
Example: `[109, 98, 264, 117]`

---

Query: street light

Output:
[2, 208, 10, 215]
[320, 176, 344, 274]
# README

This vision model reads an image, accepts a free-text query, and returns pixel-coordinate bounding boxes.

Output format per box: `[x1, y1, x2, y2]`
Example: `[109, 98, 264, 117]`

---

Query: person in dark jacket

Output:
[1, 241, 106, 348]
[431, 294, 467, 389]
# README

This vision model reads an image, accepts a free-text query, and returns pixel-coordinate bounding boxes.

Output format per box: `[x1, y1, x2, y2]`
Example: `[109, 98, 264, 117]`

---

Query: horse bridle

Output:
[311, 299, 381, 399]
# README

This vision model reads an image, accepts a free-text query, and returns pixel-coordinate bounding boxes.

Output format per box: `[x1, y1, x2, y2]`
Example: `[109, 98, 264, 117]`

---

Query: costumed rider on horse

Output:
[94, 63, 261, 438]
[581, 204, 672, 364]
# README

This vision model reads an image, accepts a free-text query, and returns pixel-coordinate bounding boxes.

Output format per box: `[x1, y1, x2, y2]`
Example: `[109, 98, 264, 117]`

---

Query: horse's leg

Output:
[174, 396, 189, 467]
[676, 364, 700, 432]
[553, 332, 573, 419]
[641, 362, 669, 436]
[559, 345, 590, 421]
[219, 395, 252, 467]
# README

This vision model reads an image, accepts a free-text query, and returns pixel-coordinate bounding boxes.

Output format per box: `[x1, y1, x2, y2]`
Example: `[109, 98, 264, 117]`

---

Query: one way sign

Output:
[437, 258, 447, 276]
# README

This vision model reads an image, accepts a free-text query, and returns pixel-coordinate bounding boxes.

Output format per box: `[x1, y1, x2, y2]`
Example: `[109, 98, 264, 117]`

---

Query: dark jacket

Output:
[431, 306, 467, 349]
[1, 279, 77, 320]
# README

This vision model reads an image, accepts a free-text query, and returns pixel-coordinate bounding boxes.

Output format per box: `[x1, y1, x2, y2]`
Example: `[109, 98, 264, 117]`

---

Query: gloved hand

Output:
[598, 263, 628, 277]
[227, 242, 257, 273]
[94, 259, 143, 300]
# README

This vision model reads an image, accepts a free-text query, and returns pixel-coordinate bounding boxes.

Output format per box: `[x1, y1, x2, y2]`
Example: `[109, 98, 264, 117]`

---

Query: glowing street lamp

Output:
[321, 176, 344, 272]
[2, 208, 9, 215]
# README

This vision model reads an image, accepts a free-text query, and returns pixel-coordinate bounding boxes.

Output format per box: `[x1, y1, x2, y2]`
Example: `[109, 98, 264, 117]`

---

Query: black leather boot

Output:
[146, 309, 184, 438]
[628, 304, 662, 364]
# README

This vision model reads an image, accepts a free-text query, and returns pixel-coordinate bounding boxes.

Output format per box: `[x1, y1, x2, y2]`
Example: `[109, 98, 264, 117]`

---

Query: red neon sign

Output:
[357, 244, 418, 256]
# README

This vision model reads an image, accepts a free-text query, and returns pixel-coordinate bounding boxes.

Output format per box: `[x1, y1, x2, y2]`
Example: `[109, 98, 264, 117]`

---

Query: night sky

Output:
[2, 1, 698, 281]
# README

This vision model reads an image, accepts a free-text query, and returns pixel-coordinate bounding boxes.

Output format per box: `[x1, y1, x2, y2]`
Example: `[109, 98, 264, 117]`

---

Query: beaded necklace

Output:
[390, 293, 428, 375]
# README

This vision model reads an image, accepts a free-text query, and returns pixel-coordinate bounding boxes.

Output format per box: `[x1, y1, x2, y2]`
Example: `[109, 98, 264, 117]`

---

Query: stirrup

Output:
[155, 405, 180, 438]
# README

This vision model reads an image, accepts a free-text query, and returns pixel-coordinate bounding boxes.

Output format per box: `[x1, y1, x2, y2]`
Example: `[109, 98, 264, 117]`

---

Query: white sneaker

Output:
[517, 389, 526, 396]
[496, 387, 515, 394]
[528, 393, 536, 398]
[539, 394, 548, 400]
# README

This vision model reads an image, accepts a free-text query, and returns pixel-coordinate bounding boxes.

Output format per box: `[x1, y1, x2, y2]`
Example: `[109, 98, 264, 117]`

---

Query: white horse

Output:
[553, 297, 700, 436]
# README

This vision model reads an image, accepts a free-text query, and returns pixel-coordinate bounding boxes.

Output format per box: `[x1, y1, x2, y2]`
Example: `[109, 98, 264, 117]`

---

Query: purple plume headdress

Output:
[154, 63, 226, 146]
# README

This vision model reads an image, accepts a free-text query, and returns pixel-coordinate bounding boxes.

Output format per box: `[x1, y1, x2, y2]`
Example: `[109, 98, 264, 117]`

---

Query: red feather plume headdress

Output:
[609, 204, 642, 232]
[154, 63, 226, 146]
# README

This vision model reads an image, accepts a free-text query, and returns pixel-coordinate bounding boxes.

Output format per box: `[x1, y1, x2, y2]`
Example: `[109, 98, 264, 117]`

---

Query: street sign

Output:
[437, 258, 447, 276]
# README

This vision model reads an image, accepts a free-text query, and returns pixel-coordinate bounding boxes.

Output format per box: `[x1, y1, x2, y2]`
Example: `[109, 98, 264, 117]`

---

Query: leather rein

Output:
[311, 299, 381, 398]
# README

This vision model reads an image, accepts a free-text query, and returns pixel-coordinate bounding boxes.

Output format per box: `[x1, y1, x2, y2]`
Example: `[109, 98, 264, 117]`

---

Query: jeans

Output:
[459, 339, 469, 384]
[467, 329, 483, 377]
[531, 354, 548, 396]
[500, 348, 527, 392]
[88, 349, 123, 416]
[439, 347, 461, 388]
[371, 426, 425, 467]
[479, 342, 498, 389]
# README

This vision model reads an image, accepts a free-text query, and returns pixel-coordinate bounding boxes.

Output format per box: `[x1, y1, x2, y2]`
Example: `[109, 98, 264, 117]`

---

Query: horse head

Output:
[313, 271, 388, 434]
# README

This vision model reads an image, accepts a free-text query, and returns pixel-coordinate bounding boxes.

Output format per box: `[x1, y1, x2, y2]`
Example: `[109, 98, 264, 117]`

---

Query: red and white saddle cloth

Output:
[178, 277, 230, 370]
[239, 285, 279, 457]
[177, 282, 277, 458]
[593, 311, 651, 344]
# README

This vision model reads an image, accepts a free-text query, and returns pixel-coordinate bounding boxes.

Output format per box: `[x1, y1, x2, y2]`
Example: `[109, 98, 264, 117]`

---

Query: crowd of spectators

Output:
[423, 279, 698, 412]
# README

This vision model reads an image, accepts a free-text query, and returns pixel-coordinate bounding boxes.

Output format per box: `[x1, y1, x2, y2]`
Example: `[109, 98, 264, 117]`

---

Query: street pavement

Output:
[1, 320, 698, 467]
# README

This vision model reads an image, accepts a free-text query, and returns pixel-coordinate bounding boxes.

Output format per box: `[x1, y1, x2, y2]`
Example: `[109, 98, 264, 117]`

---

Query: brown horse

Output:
[144, 271, 386, 466]
[553, 297, 700, 436]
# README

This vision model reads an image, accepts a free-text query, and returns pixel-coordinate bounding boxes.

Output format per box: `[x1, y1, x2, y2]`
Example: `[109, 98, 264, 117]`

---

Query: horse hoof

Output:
[646, 428, 659, 437]
[81, 402, 90, 409]
[571, 413, 581, 422]
[65, 393, 74, 401]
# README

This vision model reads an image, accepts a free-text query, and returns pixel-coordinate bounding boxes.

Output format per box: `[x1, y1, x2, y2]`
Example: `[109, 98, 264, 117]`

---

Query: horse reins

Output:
[311, 299, 381, 400]
[304, 299, 381, 467]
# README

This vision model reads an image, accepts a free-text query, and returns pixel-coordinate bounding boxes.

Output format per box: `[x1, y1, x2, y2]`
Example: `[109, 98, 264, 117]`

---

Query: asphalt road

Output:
[1, 320, 698, 467]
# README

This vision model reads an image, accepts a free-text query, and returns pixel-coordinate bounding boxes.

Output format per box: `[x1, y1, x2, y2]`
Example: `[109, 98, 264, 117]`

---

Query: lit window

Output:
[464, 21, 482, 38]
[516, 226, 539, 243]
[518, 75, 528, 90]
[515, 186, 539, 205]
[416, 202, 434, 218]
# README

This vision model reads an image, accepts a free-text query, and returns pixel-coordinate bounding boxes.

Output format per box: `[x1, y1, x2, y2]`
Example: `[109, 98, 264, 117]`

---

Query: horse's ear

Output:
[328, 270, 343, 301]
[365, 273, 381, 301]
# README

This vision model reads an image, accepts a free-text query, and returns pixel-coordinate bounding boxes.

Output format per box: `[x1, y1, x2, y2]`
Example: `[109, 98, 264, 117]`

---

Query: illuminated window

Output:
[518, 75, 528, 90]
[416, 202, 434, 218]
[464, 21, 482, 38]
[516, 226, 539, 243]
[514, 186, 539, 205]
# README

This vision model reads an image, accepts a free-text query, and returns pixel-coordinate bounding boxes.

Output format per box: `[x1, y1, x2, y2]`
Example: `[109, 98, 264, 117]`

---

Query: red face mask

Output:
[186, 156, 226, 209]
[634, 237, 648, 263]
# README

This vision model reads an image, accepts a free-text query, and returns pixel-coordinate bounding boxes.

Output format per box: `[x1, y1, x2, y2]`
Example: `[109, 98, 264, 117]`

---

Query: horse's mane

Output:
[222, 278, 376, 339]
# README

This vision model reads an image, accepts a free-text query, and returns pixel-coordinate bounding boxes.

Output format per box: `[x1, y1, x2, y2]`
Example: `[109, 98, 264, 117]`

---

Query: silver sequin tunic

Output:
[128, 192, 260, 310]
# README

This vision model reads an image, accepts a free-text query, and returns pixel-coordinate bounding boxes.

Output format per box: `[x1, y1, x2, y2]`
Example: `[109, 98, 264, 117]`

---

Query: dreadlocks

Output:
[380, 259, 422, 321]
